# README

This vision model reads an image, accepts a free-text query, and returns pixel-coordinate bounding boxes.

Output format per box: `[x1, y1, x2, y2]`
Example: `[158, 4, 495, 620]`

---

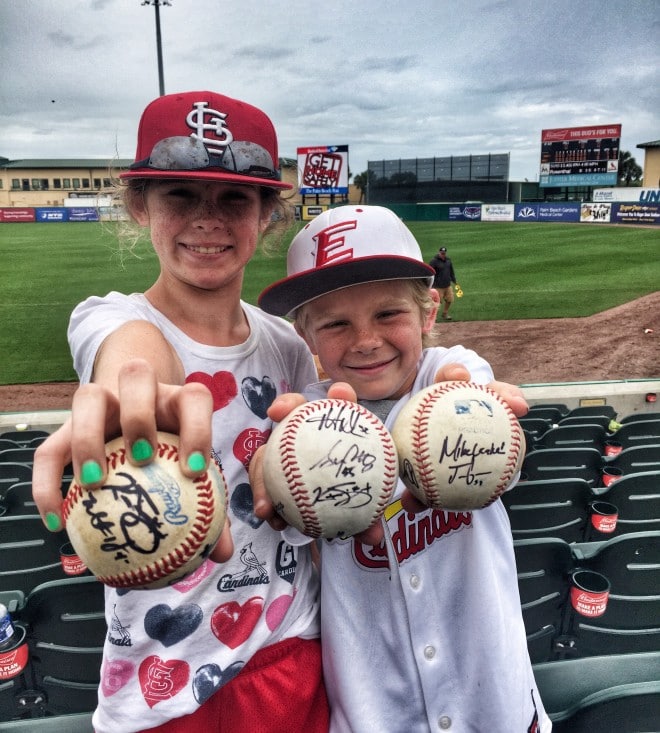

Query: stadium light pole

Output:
[142, 0, 171, 97]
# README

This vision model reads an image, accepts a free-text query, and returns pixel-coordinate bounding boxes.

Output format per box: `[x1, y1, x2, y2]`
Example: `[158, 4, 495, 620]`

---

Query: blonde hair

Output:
[111, 177, 295, 260]
[296, 278, 440, 348]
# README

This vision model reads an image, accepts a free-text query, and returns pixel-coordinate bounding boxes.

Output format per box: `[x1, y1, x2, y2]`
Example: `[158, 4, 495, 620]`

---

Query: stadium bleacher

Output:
[0, 400, 659, 731]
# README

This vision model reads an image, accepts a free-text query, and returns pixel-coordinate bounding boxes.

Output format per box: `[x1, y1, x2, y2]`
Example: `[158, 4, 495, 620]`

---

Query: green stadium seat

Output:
[513, 538, 573, 663]
[503, 478, 593, 543]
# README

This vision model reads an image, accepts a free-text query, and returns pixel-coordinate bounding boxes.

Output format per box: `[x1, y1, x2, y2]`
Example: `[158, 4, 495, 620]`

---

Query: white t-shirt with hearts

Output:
[69, 291, 320, 733]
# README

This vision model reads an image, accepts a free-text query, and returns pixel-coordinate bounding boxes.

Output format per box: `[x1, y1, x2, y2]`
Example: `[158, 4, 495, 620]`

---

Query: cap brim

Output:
[119, 168, 292, 190]
[259, 256, 435, 317]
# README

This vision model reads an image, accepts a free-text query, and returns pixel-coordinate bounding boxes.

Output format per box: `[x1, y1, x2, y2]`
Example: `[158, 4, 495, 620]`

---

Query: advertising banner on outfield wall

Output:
[482, 204, 514, 221]
[448, 205, 482, 221]
[0, 208, 35, 222]
[612, 202, 660, 225]
[580, 203, 611, 223]
[67, 207, 100, 221]
[593, 188, 660, 203]
[515, 203, 580, 222]
[297, 145, 349, 195]
[36, 207, 68, 222]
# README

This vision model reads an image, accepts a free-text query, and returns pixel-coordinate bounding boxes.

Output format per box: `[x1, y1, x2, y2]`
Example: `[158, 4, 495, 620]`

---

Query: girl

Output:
[33, 91, 328, 733]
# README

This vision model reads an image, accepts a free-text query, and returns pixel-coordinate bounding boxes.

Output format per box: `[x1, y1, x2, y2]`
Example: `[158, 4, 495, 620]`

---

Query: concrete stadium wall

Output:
[1, 379, 658, 434]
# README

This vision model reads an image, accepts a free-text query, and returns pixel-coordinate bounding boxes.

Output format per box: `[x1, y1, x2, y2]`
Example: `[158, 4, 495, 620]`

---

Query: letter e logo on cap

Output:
[314, 220, 358, 267]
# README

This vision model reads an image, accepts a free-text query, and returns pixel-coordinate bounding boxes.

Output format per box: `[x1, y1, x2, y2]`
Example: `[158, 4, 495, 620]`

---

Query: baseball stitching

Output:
[278, 400, 397, 537]
[410, 383, 522, 508]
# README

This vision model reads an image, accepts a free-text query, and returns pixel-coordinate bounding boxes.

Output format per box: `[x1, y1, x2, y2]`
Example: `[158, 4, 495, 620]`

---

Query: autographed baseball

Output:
[263, 399, 398, 538]
[391, 382, 524, 510]
[63, 432, 227, 589]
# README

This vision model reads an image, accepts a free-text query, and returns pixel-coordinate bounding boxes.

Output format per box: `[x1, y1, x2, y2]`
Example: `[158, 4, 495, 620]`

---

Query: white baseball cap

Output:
[258, 205, 435, 317]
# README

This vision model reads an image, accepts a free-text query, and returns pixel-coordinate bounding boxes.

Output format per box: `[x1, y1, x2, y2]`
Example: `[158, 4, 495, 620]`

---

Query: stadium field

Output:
[0, 221, 658, 385]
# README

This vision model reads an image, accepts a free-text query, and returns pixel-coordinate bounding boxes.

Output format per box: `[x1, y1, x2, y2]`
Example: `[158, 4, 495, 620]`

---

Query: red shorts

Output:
[141, 637, 328, 733]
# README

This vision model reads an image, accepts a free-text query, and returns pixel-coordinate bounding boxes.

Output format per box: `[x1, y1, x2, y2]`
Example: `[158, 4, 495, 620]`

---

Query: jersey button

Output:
[423, 645, 436, 660]
[410, 574, 420, 589]
[438, 715, 452, 729]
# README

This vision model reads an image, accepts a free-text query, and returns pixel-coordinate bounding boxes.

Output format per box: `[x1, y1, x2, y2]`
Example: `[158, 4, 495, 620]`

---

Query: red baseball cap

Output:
[259, 205, 435, 317]
[120, 91, 291, 190]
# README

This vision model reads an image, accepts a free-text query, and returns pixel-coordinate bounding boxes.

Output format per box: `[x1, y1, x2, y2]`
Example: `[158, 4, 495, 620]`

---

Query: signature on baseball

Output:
[82, 472, 169, 562]
[439, 433, 507, 486]
[305, 402, 369, 437]
[309, 438, 377, 509]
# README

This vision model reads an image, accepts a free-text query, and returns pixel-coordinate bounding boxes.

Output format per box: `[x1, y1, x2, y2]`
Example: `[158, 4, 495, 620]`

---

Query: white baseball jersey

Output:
[69, 292, 320, 733]
[306, 347, 551, 733]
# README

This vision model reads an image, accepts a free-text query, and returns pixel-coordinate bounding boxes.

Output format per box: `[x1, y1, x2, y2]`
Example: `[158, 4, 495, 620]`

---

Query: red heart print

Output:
[138, 655, 189, 708]
[211, 597, 264, 649]
[186, 371, 238, 412]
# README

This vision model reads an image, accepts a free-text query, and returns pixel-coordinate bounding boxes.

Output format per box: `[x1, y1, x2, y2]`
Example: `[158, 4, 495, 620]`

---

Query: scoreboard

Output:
[539, 124, 621, 187]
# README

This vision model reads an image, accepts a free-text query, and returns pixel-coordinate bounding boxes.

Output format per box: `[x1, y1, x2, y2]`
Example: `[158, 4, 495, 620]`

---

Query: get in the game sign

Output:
[539, 124, 621, 187]
[297, 145, 349, 195]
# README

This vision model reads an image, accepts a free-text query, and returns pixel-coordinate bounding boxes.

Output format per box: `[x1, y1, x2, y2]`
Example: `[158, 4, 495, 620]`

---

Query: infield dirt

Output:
[1, 292, 658, 413]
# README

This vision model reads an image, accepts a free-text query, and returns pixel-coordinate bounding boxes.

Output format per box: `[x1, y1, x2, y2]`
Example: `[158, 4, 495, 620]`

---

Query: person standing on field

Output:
[429, 246, 456, 320]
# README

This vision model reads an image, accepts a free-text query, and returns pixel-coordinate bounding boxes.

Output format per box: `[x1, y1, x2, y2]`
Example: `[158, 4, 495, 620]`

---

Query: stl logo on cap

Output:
[314, 220, 358, 268]
[186, 102, 232, 153]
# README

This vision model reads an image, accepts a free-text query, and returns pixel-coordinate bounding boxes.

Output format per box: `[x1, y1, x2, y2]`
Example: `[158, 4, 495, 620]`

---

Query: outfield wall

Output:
[1, 380, 658, 434]
[388, 201, 660, 225]
[2, 201, 659, 225]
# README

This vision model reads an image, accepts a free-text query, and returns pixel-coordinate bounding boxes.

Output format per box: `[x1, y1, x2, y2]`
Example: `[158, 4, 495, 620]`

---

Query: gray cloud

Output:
[0, 0, 657, 181]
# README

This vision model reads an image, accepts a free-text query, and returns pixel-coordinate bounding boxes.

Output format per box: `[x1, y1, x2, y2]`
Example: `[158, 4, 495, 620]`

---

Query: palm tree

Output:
[618, 150, 643, 186]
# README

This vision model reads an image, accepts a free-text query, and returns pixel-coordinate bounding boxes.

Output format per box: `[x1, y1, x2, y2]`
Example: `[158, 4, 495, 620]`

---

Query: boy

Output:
[257, 205, 550, 732]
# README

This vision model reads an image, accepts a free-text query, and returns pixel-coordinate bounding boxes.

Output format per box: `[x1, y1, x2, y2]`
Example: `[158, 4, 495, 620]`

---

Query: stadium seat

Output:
[535, 423, 607, 452]
[0, 430, 49, 448]
[620, 411, 660, 424]
[518, 417, 551, 443]
[0, 675, 45, 725]
[0, 482, 38, 516]
[527, 403, 569, 418]
[19, 576, 105, 718]
[558, 414, 613, 431]
[0, 449, 35, 467]
[610, 419, 660, 450]
[521, 447, 603, 487]
[565, 405, 618, 420]
[534, 651, 660, 731]
[603, 444, 660, 484]
[502, 478, 593, 542]
[524, 406, 565, 425]
[521, 429, 536, 454]
[568, 532, 660, 657]
[600, 470, 660, 536]
[513, 538, 573, 663]
[0, 464, 33, 500]
[0, 440, 20, 452]
[0, 712, 94, 732]
[0, 516, 70, 595]
[550, 682, 660, 732]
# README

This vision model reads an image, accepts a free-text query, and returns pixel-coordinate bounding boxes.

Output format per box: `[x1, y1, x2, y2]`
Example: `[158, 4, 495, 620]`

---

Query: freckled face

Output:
[298, 280, 436, 401]
[131, 180, 271, 291]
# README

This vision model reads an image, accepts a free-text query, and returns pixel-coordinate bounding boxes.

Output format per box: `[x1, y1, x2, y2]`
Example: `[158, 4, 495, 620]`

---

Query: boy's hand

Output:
[251, 382, 359, 529]
[251, 368, 528, 546]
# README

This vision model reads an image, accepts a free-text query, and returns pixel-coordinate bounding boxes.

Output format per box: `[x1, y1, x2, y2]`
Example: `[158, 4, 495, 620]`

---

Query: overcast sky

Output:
[1, 0, 658, 182]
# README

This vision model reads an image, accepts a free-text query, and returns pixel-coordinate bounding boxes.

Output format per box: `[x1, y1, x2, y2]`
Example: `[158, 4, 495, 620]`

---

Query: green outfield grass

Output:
[1, 221, 658, 385]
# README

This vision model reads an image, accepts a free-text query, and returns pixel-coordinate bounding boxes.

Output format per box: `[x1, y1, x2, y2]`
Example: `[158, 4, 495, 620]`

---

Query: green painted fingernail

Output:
[187, 452, 206, 472]
[45, 512, 61, 532]
[81, 460, 103, 485]
[132, 438, 154, 462]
